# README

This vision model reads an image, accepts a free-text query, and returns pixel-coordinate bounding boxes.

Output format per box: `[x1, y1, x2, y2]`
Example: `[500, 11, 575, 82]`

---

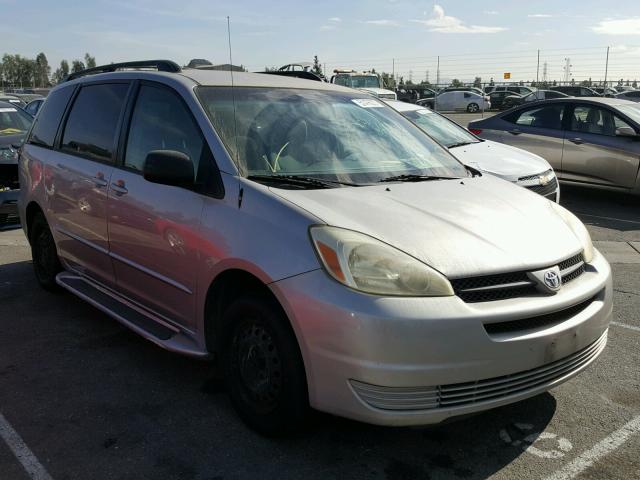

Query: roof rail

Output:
[63, 60, 181, 82]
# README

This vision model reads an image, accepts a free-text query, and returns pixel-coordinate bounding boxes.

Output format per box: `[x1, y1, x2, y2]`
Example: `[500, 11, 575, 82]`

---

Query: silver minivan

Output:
[19, 61, 612, 435]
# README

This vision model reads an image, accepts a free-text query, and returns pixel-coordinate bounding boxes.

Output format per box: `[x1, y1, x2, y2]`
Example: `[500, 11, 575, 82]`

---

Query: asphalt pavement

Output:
[0, 184, 638, 480]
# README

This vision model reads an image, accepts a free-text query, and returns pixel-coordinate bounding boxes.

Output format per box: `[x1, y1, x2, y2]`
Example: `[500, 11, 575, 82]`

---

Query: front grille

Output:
[451, 252, 586, 303]
[484, 294, 596, 335]
[350, 331, 607, 411]
[0, 164, 19, 191]
[525, 177, 558, 197]
[451, 272, 538, 303]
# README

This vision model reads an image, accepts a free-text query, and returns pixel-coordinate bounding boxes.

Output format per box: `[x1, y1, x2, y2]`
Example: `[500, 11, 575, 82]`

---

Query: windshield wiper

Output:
[447, 141, 478, 149]
[247, 174, 361, 189]
[378, 174, 460, 183]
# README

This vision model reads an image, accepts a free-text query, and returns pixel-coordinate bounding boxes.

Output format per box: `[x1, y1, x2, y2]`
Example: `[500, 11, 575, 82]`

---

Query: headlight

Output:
[550, 202, 594, 263]
[309, 226, 454, 296]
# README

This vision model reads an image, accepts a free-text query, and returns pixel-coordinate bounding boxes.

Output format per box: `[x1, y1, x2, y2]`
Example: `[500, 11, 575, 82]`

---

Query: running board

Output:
[56, 272, 209, 358]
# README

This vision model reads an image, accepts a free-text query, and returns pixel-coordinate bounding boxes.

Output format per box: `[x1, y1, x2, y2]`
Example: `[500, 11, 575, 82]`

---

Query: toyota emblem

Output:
[543, 270, 561, 290]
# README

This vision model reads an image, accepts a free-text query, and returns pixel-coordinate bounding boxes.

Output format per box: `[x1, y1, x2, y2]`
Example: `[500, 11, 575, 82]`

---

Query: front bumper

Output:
[0, 188, 20, 230]
[271, 249, 611, 426]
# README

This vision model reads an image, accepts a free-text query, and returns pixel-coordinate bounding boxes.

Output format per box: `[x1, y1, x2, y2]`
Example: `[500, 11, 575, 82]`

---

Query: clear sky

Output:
[2, 0, 640, 83]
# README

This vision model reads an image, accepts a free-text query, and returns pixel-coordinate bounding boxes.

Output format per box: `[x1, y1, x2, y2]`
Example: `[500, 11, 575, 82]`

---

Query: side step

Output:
[56, 272, 209, 358]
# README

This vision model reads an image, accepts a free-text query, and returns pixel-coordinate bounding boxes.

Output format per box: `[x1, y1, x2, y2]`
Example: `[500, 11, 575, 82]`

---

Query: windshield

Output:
[400, 108, 479, 148]
[617, 105, 640, 125]
[196, 87, 467, 185]
[333, 75, 382, 89]
[0, 106, 33, 136]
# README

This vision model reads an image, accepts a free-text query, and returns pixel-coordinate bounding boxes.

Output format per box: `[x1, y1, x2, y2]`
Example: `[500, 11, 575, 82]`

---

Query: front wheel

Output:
[467, 102, 480, 113]
[221, 294, 309, 436]
[30, 212, 62, 291]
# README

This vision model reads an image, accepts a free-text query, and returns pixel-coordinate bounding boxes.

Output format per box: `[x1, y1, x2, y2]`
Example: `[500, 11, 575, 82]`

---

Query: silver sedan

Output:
[468, 98, 640, 194]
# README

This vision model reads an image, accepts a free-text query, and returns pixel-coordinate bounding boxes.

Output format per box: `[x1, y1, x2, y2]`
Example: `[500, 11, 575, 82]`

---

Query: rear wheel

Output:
[221, 294, 309, 436]
[30, 212, 61, 291]
[467, 102, 480, 113]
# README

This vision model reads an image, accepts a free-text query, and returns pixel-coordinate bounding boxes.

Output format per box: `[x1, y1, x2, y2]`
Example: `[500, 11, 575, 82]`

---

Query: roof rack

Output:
[64, 60, 181, 82]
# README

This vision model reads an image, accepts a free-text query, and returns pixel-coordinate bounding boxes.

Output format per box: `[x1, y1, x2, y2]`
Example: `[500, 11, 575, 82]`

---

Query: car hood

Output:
[450, 140, 552, 181]
[272, 175, 580, 278]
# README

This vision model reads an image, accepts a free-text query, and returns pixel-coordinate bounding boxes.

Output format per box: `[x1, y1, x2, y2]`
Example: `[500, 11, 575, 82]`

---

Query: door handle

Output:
[111, 181, 128, 196]
[92, 174, 108, 188]
[508, 129, 522, 135]
[569, 137, 583, 145]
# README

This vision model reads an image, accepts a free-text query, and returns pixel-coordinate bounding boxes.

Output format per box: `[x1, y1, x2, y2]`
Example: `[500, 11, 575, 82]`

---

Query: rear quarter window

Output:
[28, 86, 74, 148]
[60, 83, 129, 163]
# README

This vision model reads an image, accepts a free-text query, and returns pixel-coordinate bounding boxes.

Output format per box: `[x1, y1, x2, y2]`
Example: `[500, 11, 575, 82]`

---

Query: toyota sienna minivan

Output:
[18, 61, 612, 435]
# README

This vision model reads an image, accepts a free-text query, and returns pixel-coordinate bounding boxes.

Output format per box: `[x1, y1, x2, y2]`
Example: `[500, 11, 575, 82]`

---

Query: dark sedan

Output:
[1, 101, 34, 228]
[468, 98, 640, 195]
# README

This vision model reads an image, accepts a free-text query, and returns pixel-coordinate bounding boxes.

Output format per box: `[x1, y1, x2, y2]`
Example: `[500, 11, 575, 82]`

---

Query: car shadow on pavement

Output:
[1, 259, 558, 480]
[560, 185, 640, 233]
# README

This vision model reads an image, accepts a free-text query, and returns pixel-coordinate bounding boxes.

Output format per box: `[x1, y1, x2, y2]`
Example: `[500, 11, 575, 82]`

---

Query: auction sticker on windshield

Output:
[0, 108, 17, 113]
[352, 99, 384, 108]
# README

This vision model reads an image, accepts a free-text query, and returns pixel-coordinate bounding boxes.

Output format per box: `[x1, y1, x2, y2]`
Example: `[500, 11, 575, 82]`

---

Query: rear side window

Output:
[28, 86, 74, 148]
[569, 105, 632, 136]
[61, 83, 129, 163]
[506, 104, 565, 129]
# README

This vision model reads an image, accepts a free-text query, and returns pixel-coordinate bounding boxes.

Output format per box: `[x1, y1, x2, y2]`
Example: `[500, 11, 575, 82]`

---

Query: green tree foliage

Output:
[312, 55, 322, 75]
[71, 60, 85, 74]
[473, 76, 482, 88]
[52, 60, 70, 84]
[34, 52, 51, 87]
[450, 78, 462, 87]
[84, 53, 97, 69]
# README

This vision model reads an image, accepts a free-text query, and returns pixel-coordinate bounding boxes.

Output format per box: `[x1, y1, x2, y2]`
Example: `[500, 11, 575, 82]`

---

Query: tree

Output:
[380, 72, 395, 89]
[71, 60, 85, 74]
[633, 80, 638, 88]
[263, 66, 278, 72]
[473, 76, 482, 88]
[450, 78, 462, 87]
[34, 52, 50, 87]
[489, 77, 495, 86]
[52, 59, 70, 84]
[84, 53, 96, 69]
[312, 55, 322, 75]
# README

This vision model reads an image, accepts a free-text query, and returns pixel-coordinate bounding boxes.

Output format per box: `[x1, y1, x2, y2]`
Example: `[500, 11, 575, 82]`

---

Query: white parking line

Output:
[545, 415, 640, 480]
[611, 321, 640, 333]
[0, 413, 53, 480]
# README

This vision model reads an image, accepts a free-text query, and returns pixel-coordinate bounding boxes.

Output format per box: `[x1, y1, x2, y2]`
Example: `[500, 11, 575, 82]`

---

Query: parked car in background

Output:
[0, 94, 26, 108]
[488, 90, 519, 110]
[1, 101, 34, 228]
[440, 86, 485, 96]
[593, 87, 618, 97]
[386, 100, 559, 201]
[330, 69, 396, 99]
[614, 90, 640, 102]
[486, 85, 535, 96]
[424, 90, 491, 112]
[502, 90, 571, 110]
[468, 98, 640, 194]
[19, 60, 611, 435]
[550, 86, 600, 97]
[612, 85, 636, 93]
[24, 98, 45, 116]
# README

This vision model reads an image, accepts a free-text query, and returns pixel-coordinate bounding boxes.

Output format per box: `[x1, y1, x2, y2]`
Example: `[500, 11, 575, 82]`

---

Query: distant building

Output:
[187, 58, 213, 68]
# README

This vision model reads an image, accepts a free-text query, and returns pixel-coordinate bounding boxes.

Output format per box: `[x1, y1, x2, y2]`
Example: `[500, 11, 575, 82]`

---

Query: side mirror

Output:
[143, 150, 194, 188]
[616, 126, 638, 138]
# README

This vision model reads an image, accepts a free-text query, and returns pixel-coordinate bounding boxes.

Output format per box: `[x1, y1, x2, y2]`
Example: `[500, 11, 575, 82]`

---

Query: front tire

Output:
[30, 212, 62, 291]
[467, 102, 480, 113]
[221, 294, 309, 436]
